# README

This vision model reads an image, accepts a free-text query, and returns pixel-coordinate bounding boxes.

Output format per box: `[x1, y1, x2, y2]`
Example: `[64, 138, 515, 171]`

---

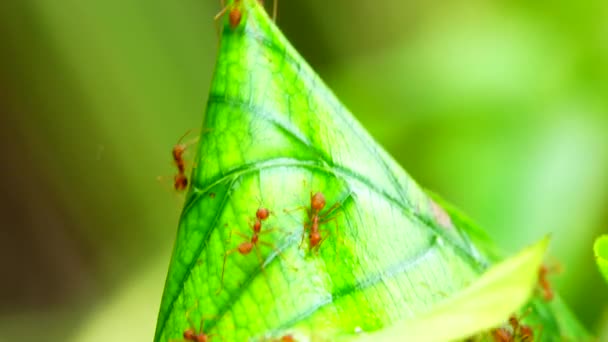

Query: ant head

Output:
[173, 144, 186, 160]
[183, 329, 196, 340]
[256, 208, 270, 220]
[196, 334, 209, 342]
[229, 7, 242, 28]
[508, 315, 519, 327]
[174, 174, 188, 191]
[311, 192, 326, 211]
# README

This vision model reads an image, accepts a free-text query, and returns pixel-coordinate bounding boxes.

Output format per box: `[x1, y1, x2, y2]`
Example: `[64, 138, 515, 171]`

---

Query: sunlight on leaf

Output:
[153, 1, 591, 341]
[153, 0, 487, 340]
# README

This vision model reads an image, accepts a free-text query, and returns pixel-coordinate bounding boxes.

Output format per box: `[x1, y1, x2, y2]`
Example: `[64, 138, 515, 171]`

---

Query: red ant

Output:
[183, 327, 213, 342]
[491, 328, 512, 342]
[216, 207, 280, 293]
[257, 334, 296, 342]
[180, 312, 218, 342]
[286, 192, 341, 253]
[216, 0, 278, 29]
[538, 263, 561, 301]
[491, 312, 536, 342]
[170, 130, 198, 192]
[508, 314, 534, 341]
[215, 0, 244, 29]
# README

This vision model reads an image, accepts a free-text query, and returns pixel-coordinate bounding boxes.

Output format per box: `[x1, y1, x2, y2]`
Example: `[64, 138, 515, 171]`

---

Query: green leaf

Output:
[154, 1, 486, 340]
[427, 192, 592, 341]
[425, 190, 503, 263]
[352, 237, 548, 342]
[153, 1, 590, 341]
[594, 235, 608, 284]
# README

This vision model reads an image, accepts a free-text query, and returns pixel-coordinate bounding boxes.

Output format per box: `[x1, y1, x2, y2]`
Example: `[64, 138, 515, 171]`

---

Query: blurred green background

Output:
[1, 1, 607, 341]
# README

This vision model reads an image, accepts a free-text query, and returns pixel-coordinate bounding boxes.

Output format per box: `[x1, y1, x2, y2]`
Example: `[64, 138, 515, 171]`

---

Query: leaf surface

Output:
[153, 1, 589, 341]
[352, 237, 547, 342]
[594, 235, 608, 284]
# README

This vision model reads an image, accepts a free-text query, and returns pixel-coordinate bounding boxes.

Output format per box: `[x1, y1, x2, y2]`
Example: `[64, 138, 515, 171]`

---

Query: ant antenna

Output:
[272, 0, 278, 22]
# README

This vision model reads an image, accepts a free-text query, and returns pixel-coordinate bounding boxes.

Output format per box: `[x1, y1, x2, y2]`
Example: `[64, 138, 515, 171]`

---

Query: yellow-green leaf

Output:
[594, 235, 608, 284]
[353, 237, 548, 342]
[153, 1, 592, 341]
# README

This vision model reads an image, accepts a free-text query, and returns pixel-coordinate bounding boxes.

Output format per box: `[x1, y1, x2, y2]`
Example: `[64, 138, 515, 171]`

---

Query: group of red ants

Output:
[168, 127, 559, 342]
[168, 130, 338, 342]
[488, 263, 558, 342]
[165, 1, 560, 340]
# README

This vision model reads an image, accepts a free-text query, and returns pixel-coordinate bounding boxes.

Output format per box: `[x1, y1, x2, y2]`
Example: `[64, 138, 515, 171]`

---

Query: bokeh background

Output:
[1, 1, 607, 341]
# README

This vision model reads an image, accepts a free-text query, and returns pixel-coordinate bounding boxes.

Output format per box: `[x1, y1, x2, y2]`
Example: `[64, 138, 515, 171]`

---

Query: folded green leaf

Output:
[154, 1, 487, 340]
[153, 1, 591, 341]
[594, 235, 608, 284]
[352, 237, 548, 342]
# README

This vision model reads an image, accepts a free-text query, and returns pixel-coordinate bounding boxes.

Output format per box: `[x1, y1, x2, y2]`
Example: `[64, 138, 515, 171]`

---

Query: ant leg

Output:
[184, 302, 200, 332]
[199, 316, 206, 337]
[253, 244, 269, 278]
[519, 307, 532, 321]
[216, 248, 240, 294]
[207, 333, 226, 342]
[197, 315, 220, 335]
[176, 129, 193, 145]
[311, 226, 342, 257]
[214, 3, 229, 38]
[312, 232, 331, 255]
[257, 227, 280, 235]
[284, 205, 311, 246]
[207, 321, 236, 342]
[223, 229, 250, 248]
[178, 127, 208, 146]
[312, 229, 337, 256]
[282, 205, 307, 214]
[331, 219, 341, 262]
[259, 226, 297, 248]
[258, 240, 297, 270]
[318, 215, 338, 235]
[320, 202, 341, 220]
[231, 230, 250, 240]
[299, 222, 310, 248]
[182, 136, 200, 151]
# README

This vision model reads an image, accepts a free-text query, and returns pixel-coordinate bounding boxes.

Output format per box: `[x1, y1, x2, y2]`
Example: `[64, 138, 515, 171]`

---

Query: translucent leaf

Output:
[352, 237, 547, 342]
[153, 1, 590, 341]
[594, 235, 608, 284]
